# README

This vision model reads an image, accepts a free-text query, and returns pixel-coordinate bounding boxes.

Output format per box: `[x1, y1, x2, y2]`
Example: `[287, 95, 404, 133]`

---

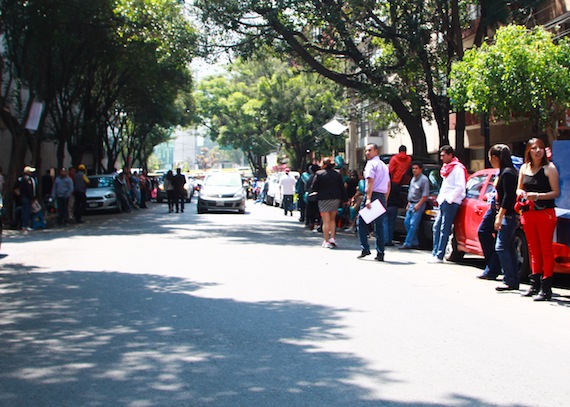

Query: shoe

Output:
[399, 245, 413, 250]
[357, 250, 371, 259]
[322, 241, 333, 249]
[290, 212, 293, 216]
[427, 257, 443, 263]
[375, 253, 384, 262]
[328, 238, 337, 247]
[344, 227, 355, 233]
[477, 274, 498, 280]
[496, 284, 519, 292]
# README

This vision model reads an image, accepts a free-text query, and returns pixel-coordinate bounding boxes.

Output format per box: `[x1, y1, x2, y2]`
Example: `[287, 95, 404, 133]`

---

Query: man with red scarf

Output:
[429, 145, 467, 263]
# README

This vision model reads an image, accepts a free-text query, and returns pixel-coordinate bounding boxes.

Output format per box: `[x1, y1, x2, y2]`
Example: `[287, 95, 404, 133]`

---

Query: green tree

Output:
[449, 24, 570, 144]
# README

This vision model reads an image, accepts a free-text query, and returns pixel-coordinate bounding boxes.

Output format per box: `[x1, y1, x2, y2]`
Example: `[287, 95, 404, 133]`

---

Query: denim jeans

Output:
[496, 214, 519, 287]
[403, 202, 426, 247]
[477, 205, 502, 278]
[357, 192, 387, 255]
[282, 195, 294, 215]
[383, 205, 398, 245]
[432, 201, 460, 260]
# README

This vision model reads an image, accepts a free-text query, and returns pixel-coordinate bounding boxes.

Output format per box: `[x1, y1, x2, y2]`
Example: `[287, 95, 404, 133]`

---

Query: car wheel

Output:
[514, 229, 530, 282]
[444, 230, 465, 262]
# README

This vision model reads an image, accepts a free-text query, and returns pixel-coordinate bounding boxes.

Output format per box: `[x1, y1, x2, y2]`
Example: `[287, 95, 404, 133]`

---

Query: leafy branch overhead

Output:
[450, 24, 570, 142]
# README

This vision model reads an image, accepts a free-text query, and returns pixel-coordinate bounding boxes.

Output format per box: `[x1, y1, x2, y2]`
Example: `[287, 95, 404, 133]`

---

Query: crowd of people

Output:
[1, 165, 155, 231]
[276, 137, 560, 302]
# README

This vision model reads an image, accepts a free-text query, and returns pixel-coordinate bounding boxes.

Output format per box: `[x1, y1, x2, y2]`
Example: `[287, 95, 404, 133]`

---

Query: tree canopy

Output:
[194, 55, 345, 175]
[449, 24, 570, 143]
[192, 1, 547, 156]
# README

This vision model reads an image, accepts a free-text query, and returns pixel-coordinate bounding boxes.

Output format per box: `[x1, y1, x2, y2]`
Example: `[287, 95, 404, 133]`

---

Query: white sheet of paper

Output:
[359, 199, 386, 224]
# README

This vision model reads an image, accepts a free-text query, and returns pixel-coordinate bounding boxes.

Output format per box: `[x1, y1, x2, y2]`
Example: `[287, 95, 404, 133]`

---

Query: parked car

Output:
[85, 174, 121, 213]
[156, 174, 194, 203]
[393, 163, 442, 247]
[197, 171, 246, 214]
[444, 168, 570, 279]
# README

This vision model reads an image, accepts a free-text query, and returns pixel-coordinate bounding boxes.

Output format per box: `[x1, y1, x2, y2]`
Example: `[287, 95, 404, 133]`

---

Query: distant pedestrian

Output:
[400, 161, 429, 249]
[52, 168, 74, 226]
[357, 143, 391, 261]
[172, 168, 186, 213]
[430, 146, 467, 263]
[73, 164, 90, 223]
[279, 168, 296, 216]
[19, 166, 37, 231]
[312, 157, 347, 248]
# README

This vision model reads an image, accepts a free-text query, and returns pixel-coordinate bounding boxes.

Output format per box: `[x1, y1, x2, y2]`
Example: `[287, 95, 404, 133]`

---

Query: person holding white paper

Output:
[357, 143, 391, 261]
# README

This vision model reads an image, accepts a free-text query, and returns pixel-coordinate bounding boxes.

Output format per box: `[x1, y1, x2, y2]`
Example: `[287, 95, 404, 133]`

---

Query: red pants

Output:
[520, 208, 557, 278]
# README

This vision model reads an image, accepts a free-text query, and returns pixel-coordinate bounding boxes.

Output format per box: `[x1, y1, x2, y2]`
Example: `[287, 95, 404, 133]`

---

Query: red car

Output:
[445, 168, 570, 279]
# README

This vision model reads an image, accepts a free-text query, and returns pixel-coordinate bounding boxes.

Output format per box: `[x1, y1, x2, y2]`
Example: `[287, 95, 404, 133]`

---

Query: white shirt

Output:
[279, 174, 296, 195]
[437, 165, 466, 205]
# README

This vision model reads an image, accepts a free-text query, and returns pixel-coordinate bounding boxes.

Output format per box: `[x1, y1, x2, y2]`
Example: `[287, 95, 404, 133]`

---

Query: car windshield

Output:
[425, 168, 443, 194]
[88, 176, 114, 188]
[204, 173, 242, 187]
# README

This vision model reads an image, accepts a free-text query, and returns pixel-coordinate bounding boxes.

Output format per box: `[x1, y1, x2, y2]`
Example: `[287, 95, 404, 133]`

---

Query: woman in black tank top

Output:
[516, 138, 560, 301]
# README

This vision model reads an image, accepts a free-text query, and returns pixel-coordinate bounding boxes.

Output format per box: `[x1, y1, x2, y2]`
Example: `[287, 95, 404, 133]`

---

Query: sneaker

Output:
[344, 227, 355, 233]
[427, 256, 443, 263]
[328, 238, 337, 247]
[322, 241, 333, 249]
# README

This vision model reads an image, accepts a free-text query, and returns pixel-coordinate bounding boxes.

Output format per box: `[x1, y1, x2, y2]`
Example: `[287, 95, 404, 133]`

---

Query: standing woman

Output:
[164, 170, 175, 213]
[312, 157, 348, 248]
[489, 145, 520, 292]
[517, 138, 560, 301]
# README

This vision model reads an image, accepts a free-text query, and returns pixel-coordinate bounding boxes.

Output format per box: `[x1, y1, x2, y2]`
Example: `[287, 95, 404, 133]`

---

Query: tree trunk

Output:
[389, 98, 428, 156]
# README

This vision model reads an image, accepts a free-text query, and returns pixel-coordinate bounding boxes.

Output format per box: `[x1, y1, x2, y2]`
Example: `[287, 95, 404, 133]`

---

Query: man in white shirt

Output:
[279, 168, 297, 216]
[430, 145, 467, 263]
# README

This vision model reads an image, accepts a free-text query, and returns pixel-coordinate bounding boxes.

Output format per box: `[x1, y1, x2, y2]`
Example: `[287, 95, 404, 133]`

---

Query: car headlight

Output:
[234, 190, 245, 198]
[104, 192, 116, 199]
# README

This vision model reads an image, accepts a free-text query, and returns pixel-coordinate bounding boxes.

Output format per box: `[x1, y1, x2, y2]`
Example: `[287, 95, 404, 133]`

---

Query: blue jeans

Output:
[432, 201, 460, 260]
[383, 205, 398, 245]
[477, 206, 502, 278]
[357, 192, 387, 255]
[403, 202, 426, 247]
[496, 214, 519, 287]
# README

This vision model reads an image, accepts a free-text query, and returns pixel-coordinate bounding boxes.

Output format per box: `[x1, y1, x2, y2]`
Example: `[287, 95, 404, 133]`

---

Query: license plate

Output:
[88, 202, 98, 208]
[216, 201, 224, 206]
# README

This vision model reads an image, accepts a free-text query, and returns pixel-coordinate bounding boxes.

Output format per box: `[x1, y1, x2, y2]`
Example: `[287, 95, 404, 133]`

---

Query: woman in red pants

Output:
[516, 138, 560, 301]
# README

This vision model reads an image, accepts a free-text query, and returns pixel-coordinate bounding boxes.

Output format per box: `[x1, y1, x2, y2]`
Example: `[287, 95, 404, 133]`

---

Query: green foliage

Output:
[194, 53, 345, 171]
[450, 24, 570, 135]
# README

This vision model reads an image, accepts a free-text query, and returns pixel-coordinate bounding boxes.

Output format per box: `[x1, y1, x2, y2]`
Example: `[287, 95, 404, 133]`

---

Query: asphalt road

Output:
[1, 202, 570, 407]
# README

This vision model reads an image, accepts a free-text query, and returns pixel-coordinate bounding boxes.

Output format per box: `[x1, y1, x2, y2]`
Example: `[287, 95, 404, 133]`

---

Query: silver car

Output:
[197, 172, 246, 214]
[86, 175, 121, 213]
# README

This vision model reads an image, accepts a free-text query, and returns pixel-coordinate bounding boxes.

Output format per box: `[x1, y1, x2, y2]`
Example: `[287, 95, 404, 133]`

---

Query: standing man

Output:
[279, 168, 296, 216]
[52, 168, 74, 226]
[357, 143, 391, 261]
[430, 145, 467, 263]
[73, 164, 90, 223]
[400, 161, 429, 249]
[172, 168, 186, 213]
[19, 166, 37, 231]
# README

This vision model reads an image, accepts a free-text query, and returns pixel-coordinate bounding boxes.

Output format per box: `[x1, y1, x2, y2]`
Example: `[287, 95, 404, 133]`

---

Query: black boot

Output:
[521, 273, 542, 297]
[533, 277, 553, 302]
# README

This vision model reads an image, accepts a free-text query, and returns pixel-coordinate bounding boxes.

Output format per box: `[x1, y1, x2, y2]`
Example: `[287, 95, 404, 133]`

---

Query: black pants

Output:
[175, 191, 185, 212]
[74, 191, 87, 222]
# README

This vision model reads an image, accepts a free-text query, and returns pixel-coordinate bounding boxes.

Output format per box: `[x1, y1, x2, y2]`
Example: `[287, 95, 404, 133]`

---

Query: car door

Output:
[454, 172, 494, 254]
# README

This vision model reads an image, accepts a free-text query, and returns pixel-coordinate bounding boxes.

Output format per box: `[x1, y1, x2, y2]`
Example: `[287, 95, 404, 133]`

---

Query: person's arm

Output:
[447, 166, 466, 203]
[516, 163, 527, 197]
[365, 177, 374, 208]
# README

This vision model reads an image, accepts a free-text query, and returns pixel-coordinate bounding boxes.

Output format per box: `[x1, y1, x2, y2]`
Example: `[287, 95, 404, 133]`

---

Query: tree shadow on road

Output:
[0, 269, 522, 407]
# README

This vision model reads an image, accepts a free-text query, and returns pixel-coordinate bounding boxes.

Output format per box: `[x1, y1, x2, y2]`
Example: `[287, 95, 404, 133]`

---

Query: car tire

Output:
[514, 229, 530, 282]
[444, 230, 465, 262]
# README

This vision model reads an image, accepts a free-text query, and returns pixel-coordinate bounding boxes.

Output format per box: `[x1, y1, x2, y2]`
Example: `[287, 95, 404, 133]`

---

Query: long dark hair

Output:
[489, 144, 514, 170]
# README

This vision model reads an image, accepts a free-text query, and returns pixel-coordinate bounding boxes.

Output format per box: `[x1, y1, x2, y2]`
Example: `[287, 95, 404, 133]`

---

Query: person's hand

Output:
[365, 198, 372, 209]
[494, 216, 502, 230]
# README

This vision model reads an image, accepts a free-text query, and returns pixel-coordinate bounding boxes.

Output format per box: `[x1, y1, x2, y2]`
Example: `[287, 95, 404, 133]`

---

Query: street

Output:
[1, 201, 570, 407]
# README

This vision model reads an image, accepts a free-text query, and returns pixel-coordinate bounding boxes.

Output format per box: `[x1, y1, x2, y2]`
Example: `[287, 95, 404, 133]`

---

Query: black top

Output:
[523, 167, 555, 209]
[312, 168, 348, 202]
[496, 167, 517, 214]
